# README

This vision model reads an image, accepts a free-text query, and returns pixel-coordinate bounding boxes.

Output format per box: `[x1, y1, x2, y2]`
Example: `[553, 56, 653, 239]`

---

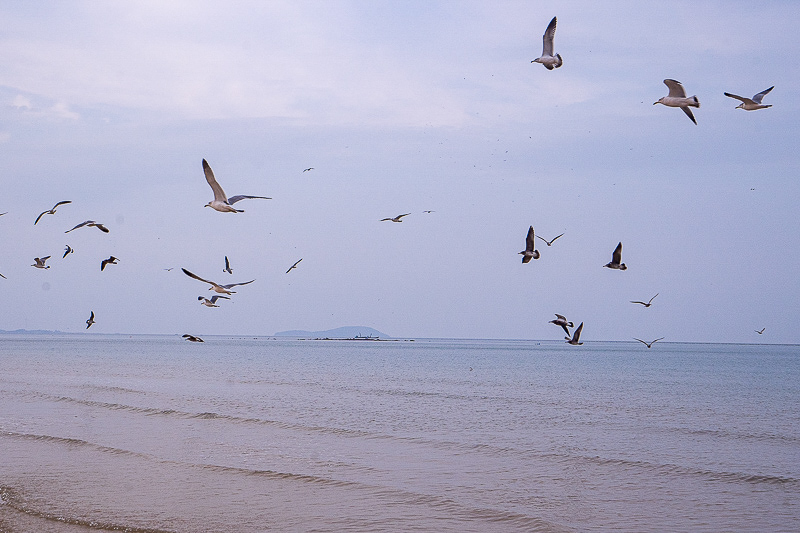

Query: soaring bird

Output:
[303, 167, 314, 172]
[519, 226, 540, 263]
[32, 256, 51, 269]
[755, 327, 765, 335]
[223, 256, 232, 274]
[202, 159, 271, 213]
[181, 268, 254, 295]
[549, 314, 574, 336]
[182, 334, 204, 342]
[34, 201, 71, 225]
[724, 86, 774, 111]
[63, 245, 74, 258]
[198, 295, 230, 307]
[380, 213, 410, 222]
[86, 311, 95, 329]
[286, 258, 303, 273]
[634, 337, 664, 348]
[531, 16, 562, 70]
[536, 233, 564, 246]
[100, 256, 119, 271]
[603, 242, 627, 270]
[566, 322, 584, 345]
[65, 220, 109, 233]
[654, 79, 700, 125]
[631, 293, 658, 307]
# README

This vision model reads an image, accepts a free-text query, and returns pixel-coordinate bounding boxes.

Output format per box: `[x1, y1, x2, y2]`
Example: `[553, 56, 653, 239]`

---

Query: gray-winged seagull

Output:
[519, 226, 540, 263]
[724, 86, 773, 111]
[381, 213, 410, 222]
[549, 314, 574, 336]
[634, 337, 664, 348]
[182, 267, 254, 295]
[203, 159, 271, 213]
[63, 245, 74, 258]
[531, 17, 562, 70]
[631, 293, 658, 307]
[537, 233, 564, 246]
[654, 79, 700, 124]
[198, 295, 230, 307]
[86, 311, 95, 329]
[100, 256, 119, 271]
[286, 258, 303, 273]
[65, 220, 109, 233]
[223, 256, 232, 274]
[566, 322, 584, 345]
[34, 201, 71, 225]
[32, 256, 51, 269]
[603, 242, 627, 270]
[182, 334, 204, 342]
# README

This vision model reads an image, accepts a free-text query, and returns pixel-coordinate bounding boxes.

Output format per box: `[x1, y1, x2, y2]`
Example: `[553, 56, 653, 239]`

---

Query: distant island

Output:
[274, 326, 390, 339]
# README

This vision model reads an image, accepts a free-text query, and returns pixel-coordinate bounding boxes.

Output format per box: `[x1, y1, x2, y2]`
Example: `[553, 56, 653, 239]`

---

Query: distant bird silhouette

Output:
[603, 242, 627, 270]
[182, 334, 204, 342]
[86, 311, 95, 329]
[0, 212, 6, 216]
[566, 322, 583, 345]
[634, 337, 664, 348]
[198, 295, 230, 307]
[34, 201, 71, 225]
[223, 256, 232, 274]
[422, 210, 435, 213]
[531, 16, 562, 70]
[181, 268, 254, 295]
[286, 258, 303, 273]
[202, 159, 271, 213]
[164, 268, 174, 271]
[303, 167, 314, 172]
[0, 272, 6, 279]
[630, 293, 658, 307]
[654, 79, 700, 125]
[381, 213, 410, 222]
[755, 327, 765, 335]
[32, 256, 51, 269]
[65, 220, 109, 233]
[549, 314, 574, 336]
[100, 256, 119, 271]
[519, 226, 540, 263]
[536, 233, 564, 246]
[724, 86, 773, 111]
[63, 245, 74, 258]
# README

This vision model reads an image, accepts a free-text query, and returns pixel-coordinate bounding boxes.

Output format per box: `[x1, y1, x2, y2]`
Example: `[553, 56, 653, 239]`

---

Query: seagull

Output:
[63, 245, 74, 258]
[181, 267, 255, 295]
[0, 212, 7, 216]
[549, 314, 574, 336]
[630, 293, 658, 307]
[198, 295, 230, 307]
[202, 159, 271, 213]
[100, 256, 119, 271]
[536, 233, 564, 246]
[223, 256, 232, 274]
[286, 258, 303, 273]
[303, 167, 314, 172]
[381, 213, 410, 222]
[724, 86, 773, 111]
[755, 327, 765, 335]
[566, 322, 584, 345]
[0, 272, 6, 279]
[182, 334, 204, 342]
[422, 210, 435, 213]
[603, 242, 627, 270]
[86, 311, 95, 329]
[65, 220, 109, 233]
[634, 337, 664, 348]
[531, 16, 562, 70]
[519, 226, 540, 263]
[654, 79, 700, 125]
[34, 201, 71, 225]
[32, 256, 51, 269]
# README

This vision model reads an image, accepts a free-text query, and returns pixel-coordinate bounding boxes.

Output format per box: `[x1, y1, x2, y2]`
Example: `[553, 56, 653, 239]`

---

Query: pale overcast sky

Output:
[1, 1, 798, 342]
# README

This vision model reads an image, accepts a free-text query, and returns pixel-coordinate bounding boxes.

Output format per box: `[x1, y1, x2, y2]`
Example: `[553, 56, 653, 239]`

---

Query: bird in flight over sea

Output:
[286, 258, 303, 273]
[223, 256, 232, 274]
[86, 311, 95, 329]
[182, 334, 204, 342]
[634, 337, 664, 348]
[724, 86, 774, 111]
[631, 293, 658, 307]
[100, 256, 119, 271]
[381, 213, 410, 222]
[65, 220, 109, 233]
[549, 314, 574, 336]
[63, 245, 74, 258]
[31, 256, 51, 269]
[202, 159, 271, 213]
[536, 233, 564, 246]
[654, 79, 700, 125]
[519, 226, 540, 263]
[755, 327, 765, 335]
[198, 295, 230, 307]
[181, 268, 255, 295]
[531, 16, 562, 70]
[34, 201, 71, 225]
[603, 242, 627, 270]
[566, 322, 584, 345]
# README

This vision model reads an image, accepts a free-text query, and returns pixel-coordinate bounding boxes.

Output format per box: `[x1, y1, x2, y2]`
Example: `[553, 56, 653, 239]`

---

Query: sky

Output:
[1, 1, 799, 343]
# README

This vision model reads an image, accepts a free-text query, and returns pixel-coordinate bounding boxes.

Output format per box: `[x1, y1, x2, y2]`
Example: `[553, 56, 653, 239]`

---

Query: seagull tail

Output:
[691, 96, 700, 108]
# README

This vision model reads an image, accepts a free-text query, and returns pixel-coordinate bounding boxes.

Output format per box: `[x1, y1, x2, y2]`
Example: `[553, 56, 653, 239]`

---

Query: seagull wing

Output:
[723, 92, 749, 103]
[525, 226, 535, 253]
[224, 256, 230, 271]
[181, 268, 221, 288]
[93, 223, 110, 233]
[227, 195, 271, 205]
[751, 86, 774, 104]
[633, 338, 647, 345]
[681, 106, 697, 125]
[65, 221, 92, 233]
[53, 200, 72, 209]
[649, 293, 659, 304]
[34, 211, 49, 225]
[220, 279, 255, 289]
[572, 322, 583, 342]
[652, 337, 665, 344]
[630, 301, 646, 306]
[396, 213, 411, 220]
[664, 79, 687, 98]
[542, 16, 557, 56]
[612, 242, 623, 264]
[209, 295, 230, 303]
[550, 233, 564, 243]
[202, 159, 228, 203]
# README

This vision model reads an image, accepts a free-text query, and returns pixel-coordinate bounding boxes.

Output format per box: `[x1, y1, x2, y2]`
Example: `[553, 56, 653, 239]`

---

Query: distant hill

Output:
[274, 326, 390, 339]
[0, 329, 62, 335]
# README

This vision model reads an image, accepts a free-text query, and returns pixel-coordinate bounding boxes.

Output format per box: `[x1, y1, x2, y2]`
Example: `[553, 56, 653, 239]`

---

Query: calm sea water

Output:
[0, 335, 798, 532]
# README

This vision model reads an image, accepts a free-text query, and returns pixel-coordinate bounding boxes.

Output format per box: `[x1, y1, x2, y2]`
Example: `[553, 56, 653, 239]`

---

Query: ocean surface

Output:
[0, 335, 798, 532]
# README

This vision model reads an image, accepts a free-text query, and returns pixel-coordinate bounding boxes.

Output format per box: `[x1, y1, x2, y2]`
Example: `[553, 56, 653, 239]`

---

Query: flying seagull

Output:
[65, 220, 109, 233]
[566, 322, 584, 345]
[603, 242, 627, 270]
[654, 79, 700, 125]
[181, 267, 255, 295]
[0, 212, 7, 216]
[223, 256, 232, 274]
[755, 327, 765, 335]
[631, 293, 658, 307]
[519, 226, 540, 263]
[198, 295, 230, 307]
[531, 16, 562, 70]
[182, 334, 204, 342]
[86, 311, 95, 329]
[634, 337, 664, 348]
[422, 210, 435, 213]
[536, 233, 564, 246]
[286, 258, 303, 273]
[34, 201, 72, 225]
[303, 167, 314, 172]
[100, 256, 119, 271]
[549, 314, 574, 336]
[724, 86, 773, 111]
[63, 245, 74, 258]
[202, 159, 271, 213]
[32, 256, 51, 269]
[381, 213, 410, 222]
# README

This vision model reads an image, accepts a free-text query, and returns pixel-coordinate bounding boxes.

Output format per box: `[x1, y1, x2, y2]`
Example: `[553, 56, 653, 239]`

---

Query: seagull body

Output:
[100, 256, 119, 271]
[634, 337, 664, 348]
[603, 242, 627, 270]
[32, 256, 51, 269]
[631, 293, 658, 307]
[182, 267, 254, 295]
[724, 86, 773, 111]
[550, 314, 574, 336]
[381, 213, 410, 222]
[519, 226, 540, 263]
[182, 334, 204, 342]
[86, 311, 95, 329]
[566, 322, 584, 345]
[532, 16, 562, 70]
[65, 220, 109, 233]
[34, 201, 71, 225]
[654, 79, 700, 125]
[537, 233, 564, 246]
[203, 159, 271, 213]
[198, 295, 230, 307]
[286, 258, 303, 273]
[755, 327, 765, 335]
[63, 245, 74, 258]
[223, 256, 232, 274]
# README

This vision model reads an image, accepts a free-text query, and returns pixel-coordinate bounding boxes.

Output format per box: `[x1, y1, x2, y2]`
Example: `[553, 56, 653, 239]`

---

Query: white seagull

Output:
[63, 245, 74, 258]
[519, 226, 540, 263]
[286, 258, 303, 273]
[182, 267, 254, 295]
[531, 16, 562, 70]
[182, 334, 204, 342]
[100, 256, 119, 271]
[32, 256, 51, 269]
[724, 86, 774, 111]
[223, 256, 232, 274]
[537, 233, 564, 246]
[603, 242, 627, 270]
[380, 213, 410, 222]
[34, 201, 72, 225]
[203, 159, 271, 213]
[549, 314, 574, 336]
[198, 295, 230, 307]
[65, 220, 109, 233]
[630, 293, 658, 307]
[654, 79, 700, 125]
[86, 311, 95, 329]
[566, 322, 584, 345]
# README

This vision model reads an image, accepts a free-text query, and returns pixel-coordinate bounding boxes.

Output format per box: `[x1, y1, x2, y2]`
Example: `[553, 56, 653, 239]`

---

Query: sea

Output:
[0, 334, 798, 532]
